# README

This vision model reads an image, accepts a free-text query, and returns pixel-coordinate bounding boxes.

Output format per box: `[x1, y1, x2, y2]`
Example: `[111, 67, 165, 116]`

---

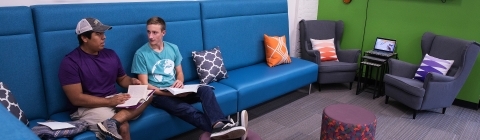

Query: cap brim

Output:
[92, 25, 112, 32]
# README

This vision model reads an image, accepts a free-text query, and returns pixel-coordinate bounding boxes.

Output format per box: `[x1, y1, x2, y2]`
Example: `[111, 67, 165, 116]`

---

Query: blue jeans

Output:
[151, 86, 228, 132]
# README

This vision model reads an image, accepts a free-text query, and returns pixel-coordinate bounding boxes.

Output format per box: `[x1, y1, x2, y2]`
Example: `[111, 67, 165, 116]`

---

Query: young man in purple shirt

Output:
[58, 18, 149, 140]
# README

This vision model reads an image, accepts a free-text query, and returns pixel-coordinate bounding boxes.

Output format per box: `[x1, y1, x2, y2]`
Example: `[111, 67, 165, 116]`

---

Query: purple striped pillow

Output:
[414, 54, 454, 82]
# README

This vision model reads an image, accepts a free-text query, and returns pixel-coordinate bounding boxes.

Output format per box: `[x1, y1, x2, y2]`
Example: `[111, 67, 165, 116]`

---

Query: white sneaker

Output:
[239, 110, 248, 140]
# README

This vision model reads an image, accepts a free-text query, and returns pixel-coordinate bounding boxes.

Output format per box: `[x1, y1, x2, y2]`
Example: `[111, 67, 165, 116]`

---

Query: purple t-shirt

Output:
[58, 47, 126, 97]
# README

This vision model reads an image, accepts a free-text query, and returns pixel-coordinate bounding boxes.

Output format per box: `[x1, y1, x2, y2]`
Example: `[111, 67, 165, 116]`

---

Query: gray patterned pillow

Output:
[192, 47, 228, 84]
[0, 82, 29, 125]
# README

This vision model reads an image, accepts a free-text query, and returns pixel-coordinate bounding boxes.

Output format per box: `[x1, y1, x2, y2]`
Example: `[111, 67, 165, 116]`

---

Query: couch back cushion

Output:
[200, 0, 289, 71]
[0, 6, 48, 120]
[31, 1, 203, 115]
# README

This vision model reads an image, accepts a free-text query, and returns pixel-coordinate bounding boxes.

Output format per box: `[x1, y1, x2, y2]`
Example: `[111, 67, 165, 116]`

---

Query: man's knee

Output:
[198, 86, 213, 93]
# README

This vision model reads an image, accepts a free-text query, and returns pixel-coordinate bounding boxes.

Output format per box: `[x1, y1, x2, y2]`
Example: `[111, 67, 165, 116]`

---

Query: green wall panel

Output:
[317, 0, 367, 50]
[318, 0, 480, 104]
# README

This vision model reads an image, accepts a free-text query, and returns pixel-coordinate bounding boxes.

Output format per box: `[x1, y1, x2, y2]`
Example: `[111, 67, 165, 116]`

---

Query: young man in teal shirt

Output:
[131, 16, 247, 140]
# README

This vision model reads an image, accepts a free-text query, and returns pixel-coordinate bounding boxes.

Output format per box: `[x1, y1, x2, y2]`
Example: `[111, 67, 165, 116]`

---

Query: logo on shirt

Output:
[151, 59, 175, 83]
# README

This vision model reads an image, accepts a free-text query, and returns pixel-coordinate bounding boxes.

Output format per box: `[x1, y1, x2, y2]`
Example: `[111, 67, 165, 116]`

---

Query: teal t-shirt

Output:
[131, 41, 182, 88]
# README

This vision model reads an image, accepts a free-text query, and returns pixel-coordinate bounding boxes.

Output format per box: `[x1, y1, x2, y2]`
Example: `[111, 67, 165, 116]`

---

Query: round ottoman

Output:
[320, 104, 376, 140]
[199, 130, 261, 140]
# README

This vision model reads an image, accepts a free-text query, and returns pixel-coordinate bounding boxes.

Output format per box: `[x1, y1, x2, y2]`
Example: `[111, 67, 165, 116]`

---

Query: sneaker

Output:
[239, 110, 248, 140]
[97, 119, 122, 140]
[210, 121, 246, 140]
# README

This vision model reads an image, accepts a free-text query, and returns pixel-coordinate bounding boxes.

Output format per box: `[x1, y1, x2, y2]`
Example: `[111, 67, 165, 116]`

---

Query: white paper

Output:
[38, 122, 75, 130]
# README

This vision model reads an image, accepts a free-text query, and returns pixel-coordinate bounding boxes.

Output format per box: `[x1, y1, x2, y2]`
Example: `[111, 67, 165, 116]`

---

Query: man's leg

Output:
[70, 107, 115, 140]
[97, 97, 153, 140]
[196, 86, 228, 125]
[151, 95, 213, 132]
[196, 86, 246, 140]
[119, 122, 130, 140]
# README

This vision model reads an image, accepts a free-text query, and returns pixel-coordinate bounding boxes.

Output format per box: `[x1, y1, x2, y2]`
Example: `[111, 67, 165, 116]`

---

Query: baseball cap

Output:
[75, 18, 112, 35]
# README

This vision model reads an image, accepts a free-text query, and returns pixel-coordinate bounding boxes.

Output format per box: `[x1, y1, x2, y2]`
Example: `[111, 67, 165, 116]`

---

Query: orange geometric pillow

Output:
[264, 34, 292, 67]
[310, 38, 338, 62]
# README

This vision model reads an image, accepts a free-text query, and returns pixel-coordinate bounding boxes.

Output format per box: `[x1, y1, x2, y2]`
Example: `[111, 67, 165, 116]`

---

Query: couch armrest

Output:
[0, 107, 39, 139]
[337, 49, 360, 63]
[388, 59, 418, 78]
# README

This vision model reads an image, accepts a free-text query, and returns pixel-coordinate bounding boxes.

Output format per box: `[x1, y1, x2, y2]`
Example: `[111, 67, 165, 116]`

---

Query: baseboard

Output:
[452, 99, 479, 110]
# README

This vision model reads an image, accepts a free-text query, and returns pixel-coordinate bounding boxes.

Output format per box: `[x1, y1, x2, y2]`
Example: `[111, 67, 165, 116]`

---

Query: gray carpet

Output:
[170, 83, 480, 140]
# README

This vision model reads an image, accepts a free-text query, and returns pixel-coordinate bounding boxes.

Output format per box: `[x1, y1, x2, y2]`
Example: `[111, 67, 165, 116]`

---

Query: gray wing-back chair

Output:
[299, 19, 360, 91]
[384, 32, 480, 119]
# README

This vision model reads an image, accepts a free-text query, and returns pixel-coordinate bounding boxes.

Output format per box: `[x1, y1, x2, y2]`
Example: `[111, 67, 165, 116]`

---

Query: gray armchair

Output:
[299, 19, 360, 91]
[384, 32, 480, 119]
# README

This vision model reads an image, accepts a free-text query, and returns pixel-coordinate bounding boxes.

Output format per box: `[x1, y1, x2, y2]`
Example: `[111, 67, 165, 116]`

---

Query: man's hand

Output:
[171, 80, 184, 88]
[131, 78, 141, 85]
[109, 93, 131, 106]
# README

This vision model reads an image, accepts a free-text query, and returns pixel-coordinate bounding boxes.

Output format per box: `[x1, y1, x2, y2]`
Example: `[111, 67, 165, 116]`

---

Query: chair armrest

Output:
[337, 49, 360, 63]
[424, 72, 455, 83]
[300, 41, 317, 62]
[388, 59, 418, 78]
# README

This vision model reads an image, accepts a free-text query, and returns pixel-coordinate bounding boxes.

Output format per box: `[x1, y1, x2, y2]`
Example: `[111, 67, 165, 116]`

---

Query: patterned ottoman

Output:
[320, 104, 376, 140]
[199, 130, 261, 140]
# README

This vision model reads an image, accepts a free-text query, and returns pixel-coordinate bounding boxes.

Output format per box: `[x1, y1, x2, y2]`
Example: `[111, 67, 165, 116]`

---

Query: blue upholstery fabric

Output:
[0, 107, 39, 140]
[219, 58, 318, 110]
[201, 0, 317, 111]
[31, 2, 203, 116]
[201, 0, 289, 70]
[0, 6, 48, 122]
[31, 2, 204, 140]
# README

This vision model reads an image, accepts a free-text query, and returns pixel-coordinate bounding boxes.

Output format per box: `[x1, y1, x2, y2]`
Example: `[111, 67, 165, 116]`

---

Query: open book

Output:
[116, 85, 155, 109]
[160, 84, 214, 96]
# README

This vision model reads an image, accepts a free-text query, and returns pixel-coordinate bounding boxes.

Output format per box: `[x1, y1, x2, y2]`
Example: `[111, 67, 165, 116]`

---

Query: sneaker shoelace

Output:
[107, 120, 117, 130]
[222, 122, 236, 129]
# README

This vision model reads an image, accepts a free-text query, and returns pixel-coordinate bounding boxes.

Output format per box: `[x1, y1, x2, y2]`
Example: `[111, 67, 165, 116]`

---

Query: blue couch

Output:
[0, 0, 318, 139]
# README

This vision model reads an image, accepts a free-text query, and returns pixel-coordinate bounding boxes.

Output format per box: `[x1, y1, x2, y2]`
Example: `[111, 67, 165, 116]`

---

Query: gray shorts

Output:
[70, 107, 116, 133]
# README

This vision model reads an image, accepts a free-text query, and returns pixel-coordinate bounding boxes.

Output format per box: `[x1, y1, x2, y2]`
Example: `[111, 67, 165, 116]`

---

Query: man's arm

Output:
[62, 83, 130, 107]
[171, 65, 184, 88]
[117, 74, 141, 88]
[137, 74, 174, 96]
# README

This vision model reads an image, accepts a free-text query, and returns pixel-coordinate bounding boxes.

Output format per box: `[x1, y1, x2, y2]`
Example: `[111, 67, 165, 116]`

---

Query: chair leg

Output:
[318, 84, 321, 92]
[385, 96, 389, 104]
[442, 108, 446, 114]
[308, 84, 312, 95]
[413, 110, 417, 119]
[349, 82, 353, 90]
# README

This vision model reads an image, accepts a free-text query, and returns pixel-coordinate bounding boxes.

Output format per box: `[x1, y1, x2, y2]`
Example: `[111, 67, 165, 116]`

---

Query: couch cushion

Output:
[219, 58, 318, 110]
[201, 0, 288, 71]
[0, 82, 29, 125]
[414, 54, 454, 82]
[384, 74, 425, 97]
[0, 107, 39, 139]
[319, 61, 358, 72]
[192, 47, 228, 84]
[264, 34, 291, 67]
[0, 6, 48, 121]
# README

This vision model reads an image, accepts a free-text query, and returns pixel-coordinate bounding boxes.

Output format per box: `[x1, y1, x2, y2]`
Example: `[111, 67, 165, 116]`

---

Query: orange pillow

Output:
[264, 34, 292, 67]
[310, 38, 338, 62]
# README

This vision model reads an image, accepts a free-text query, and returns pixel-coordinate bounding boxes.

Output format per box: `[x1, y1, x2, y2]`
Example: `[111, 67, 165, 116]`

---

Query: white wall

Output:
[287, 0, 318, 58]
[2, 0, 318, 58]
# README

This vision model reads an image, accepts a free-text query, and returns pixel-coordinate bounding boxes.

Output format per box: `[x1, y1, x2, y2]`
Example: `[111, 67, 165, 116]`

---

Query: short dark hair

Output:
[77, 31, 94, 45]
[146, 16, 166, 31]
